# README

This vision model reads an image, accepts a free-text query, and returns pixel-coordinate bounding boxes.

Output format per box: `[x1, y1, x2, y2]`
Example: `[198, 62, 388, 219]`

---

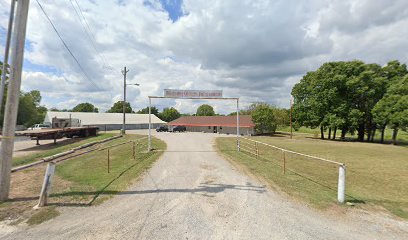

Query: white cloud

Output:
[1, 0, 407, 114]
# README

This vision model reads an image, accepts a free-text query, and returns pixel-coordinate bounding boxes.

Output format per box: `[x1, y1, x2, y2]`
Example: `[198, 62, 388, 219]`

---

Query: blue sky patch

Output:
[143, 0, 186, 22]
[160, 0, 185, 22]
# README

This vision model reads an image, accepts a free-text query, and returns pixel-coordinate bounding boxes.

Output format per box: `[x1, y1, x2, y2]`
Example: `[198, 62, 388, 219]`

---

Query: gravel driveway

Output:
[1, 132, 407, 239]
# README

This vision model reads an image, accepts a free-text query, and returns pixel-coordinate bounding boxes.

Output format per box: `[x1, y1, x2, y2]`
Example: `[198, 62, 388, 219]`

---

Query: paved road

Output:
[2, 132, 407, 239]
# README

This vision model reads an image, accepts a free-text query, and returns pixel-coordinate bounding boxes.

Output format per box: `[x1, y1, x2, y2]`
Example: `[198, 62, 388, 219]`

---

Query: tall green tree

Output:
[16, 90, 47, 127]
[106, 101, 132, 113]
[196, 104, 215, 116]
[72, 102, 98, 112]
[159, 107, 180, 122]
[272, 107, 290, 127]
[292, 60, 387, 141]
[251, 103, 277, 134]
[373, 76, 408, 144]
[137, 106, 159, 116]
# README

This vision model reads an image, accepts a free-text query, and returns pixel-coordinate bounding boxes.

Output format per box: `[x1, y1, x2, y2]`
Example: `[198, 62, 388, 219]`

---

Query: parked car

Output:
[30, 124, 51, 130]
[172, 126, 186, 132]
[156, 126, 169, 132]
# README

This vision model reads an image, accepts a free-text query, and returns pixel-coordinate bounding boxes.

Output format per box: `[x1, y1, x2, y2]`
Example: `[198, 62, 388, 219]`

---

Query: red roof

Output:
[168, 115, 254, 128]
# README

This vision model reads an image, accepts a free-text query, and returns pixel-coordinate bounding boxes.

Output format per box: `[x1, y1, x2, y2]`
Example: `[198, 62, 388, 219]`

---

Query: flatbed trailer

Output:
[19, 126, 99, 145]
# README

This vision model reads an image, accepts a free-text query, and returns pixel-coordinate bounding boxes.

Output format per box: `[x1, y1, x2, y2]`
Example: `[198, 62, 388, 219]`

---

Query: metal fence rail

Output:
[239, 137, 346, 203]
[35, 136, 149, 208]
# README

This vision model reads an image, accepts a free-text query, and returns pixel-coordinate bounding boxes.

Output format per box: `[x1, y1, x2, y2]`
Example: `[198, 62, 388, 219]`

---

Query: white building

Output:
[44, 111, 166, 131]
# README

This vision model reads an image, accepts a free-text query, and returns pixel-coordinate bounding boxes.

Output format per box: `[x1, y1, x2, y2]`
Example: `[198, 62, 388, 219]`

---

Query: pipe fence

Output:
[239, 137, 346, 203]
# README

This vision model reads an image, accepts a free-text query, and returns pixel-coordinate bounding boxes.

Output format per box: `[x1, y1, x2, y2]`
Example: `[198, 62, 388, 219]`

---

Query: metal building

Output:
[44, 111, 166, 131]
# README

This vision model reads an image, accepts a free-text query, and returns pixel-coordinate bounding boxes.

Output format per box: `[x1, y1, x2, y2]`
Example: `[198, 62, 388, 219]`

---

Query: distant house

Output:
[44, 111, 166, 131]
[168, 115, 255, 135]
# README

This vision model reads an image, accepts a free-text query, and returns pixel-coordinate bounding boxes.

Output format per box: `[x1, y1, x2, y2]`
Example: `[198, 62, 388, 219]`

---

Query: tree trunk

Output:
[332, 127, 337, 140]
[341, 128, 347, 140]
[370, 127, 376, 142]
[392, 128, 398, 145]
[320, 126, 325, 139]
[357, 124, 365, 141]
[366, 126, 372, 142]
[380, 124, 386, 143]
[328, 127, 332, 140]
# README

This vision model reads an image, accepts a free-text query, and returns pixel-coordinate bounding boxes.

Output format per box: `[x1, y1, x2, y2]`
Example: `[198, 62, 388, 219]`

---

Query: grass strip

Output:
[216, 135, 408, 219]
[51, 134, 166, 206]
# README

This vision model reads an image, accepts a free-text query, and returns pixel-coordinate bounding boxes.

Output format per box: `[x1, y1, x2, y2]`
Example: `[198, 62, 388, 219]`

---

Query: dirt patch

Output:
[0, 162, 75, 225]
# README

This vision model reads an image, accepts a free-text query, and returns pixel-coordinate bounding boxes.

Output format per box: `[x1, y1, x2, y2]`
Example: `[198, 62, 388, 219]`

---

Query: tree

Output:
[137, 106, 159, 116]
[72, 102, 98, 112]
[16, 90, 47, 127]
[0, 61, 9, 123]
[272, 107, 290, 127]
[373, 76, 408, 144]
[159, 107, 181, 122]
[292, 60, 387, 141]
[196, 104, 215, 116]
[251, 103, 277, 134]
[106, 101, 132, 113]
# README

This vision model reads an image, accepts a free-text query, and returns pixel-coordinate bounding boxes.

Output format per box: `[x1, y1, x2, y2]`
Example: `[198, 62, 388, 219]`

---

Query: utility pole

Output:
[0, 0, 16, 114]
[0, 0, 30, 201]
[290, 97, 293, 139]
[122, 66, 129, 135]
[121, 67, 139, 135]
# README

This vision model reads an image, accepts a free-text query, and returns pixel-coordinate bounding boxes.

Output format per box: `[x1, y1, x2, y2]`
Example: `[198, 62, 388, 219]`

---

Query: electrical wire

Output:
[35, 0, 103, 91]
[72, 0, 113, 71]
[68, 0, 112, 71]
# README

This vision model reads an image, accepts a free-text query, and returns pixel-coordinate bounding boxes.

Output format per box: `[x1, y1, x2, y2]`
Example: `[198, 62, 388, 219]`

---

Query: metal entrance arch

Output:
[148, 96, 240, 152]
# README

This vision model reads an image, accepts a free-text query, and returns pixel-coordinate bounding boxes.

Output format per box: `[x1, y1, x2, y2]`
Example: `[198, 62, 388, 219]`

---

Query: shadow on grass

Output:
[255, 133, 286, 138]
[303, 136, 408, 147]
[3, 196, 39, 202]
[46, 152, 157, 207]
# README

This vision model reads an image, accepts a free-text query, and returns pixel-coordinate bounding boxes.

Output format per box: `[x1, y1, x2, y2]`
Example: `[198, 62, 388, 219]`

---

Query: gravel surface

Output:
[1, 132, 407, 239]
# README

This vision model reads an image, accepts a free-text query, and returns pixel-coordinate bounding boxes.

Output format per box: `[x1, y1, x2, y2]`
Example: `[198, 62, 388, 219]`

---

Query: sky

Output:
[1, 0, 408, 114]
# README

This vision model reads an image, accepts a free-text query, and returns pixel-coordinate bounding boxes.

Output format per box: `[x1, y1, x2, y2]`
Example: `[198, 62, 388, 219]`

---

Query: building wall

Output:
[184, 126, 254, 135]
[87, 123, 163, 131]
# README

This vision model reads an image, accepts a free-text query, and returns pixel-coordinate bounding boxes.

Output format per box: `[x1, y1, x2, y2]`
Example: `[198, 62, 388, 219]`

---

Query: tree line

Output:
[1, 62, 47, 127]
[292, 60, 408, 144]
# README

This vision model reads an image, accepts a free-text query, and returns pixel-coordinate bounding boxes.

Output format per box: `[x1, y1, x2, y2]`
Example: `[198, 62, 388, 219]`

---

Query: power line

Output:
[35, 0, 102, 91]
[68, 0, 111, 70]
[72, 0, 113, 70]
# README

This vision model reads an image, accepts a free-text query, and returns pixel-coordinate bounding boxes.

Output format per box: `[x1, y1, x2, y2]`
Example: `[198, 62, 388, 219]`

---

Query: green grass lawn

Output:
[216, 134, 408, 219]
[51, 134, 166, 205]
[278, 126, 408, 145]
[12, 133, 117, 167]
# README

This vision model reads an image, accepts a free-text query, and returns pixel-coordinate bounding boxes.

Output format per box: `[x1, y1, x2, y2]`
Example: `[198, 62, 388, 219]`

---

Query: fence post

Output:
[34, 162, 56, 208]
[255, 142, 259, 158]
[133, 141, 136, 160]
[282, 150, 286, 175]
[337, 164, 346, 203]
[107, 149, 110, 173]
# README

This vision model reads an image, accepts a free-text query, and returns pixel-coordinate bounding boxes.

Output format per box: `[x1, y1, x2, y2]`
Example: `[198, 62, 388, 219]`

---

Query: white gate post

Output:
[148, 97, 152, 151]
[35, 162, 56, 208]
[337, 164, 346, 203]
